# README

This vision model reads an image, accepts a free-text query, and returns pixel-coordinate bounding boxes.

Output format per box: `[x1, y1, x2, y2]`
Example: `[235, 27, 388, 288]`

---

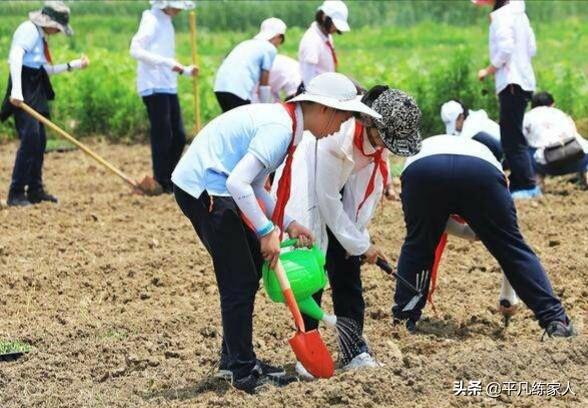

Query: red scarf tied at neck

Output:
[353, 121, 389, 221]
[271, 103, 298, 239]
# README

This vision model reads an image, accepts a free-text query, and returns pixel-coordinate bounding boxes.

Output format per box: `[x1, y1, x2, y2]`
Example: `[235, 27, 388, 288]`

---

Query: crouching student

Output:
[0, 1, 89, 207]
[441, 99, 503, 161]
[392, 134, 576, 339]
[523, 91, 588, 188]
[252, 54, 301, 103]
[130, 0, 198, 194]
[171, 73, 381, 393]
[214, 18, 286, 112]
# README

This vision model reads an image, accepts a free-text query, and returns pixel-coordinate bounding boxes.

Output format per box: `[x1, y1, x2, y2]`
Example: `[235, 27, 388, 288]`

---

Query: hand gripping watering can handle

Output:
[274, 260, 306, 332]
[280, 238, 298, 248]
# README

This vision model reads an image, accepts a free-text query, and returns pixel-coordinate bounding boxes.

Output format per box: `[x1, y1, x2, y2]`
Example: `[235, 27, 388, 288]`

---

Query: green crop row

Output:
[0, 11, 586, 142]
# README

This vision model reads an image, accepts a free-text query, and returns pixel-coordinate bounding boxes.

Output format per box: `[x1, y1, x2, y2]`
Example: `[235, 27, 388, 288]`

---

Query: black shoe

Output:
[216, 357, 286, 380]
[542, 319, 576, 340]
[7, 191, 31, 207]
[27, 188, 58, 204]
[257, 359, 286, 378]
[233, 364, 297, 394]
[393, 318, 417, 333]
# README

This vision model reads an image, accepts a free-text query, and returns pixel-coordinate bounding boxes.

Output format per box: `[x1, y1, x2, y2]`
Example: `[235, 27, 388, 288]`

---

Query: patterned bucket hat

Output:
[29, 1, 73, 36]
[362, 87, 422, 157]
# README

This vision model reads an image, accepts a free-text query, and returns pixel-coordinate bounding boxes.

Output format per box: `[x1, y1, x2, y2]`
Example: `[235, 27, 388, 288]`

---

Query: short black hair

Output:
[531, 91, 555, 108]
[361, 85, 389, 106]
[455, 99, 469, 119]
[315, 10, 338, 34]
[493, 0, 509, 11]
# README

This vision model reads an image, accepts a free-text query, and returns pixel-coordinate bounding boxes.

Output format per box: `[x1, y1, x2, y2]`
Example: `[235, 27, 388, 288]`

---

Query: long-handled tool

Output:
[374, 258, 425, 312]
[20, 103, 160, 195]
[188, 11, 201, 132]
[272, 260, 334, 378]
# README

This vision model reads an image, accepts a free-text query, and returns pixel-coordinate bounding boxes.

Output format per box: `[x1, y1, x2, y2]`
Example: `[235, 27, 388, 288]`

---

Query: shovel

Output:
[19, 103, 161, 196]
[272, 260, 334, 378]
[374, 258, 424, 312]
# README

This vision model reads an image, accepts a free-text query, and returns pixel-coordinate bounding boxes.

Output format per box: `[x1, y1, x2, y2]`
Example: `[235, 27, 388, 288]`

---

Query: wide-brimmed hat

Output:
[440, 100, 464, 136]
[363, 87, 422, 157]
[29, 1, 73, 36]
[289, 73, 381, 119]
[254, 17, 287, 41]
[318, 0, 350, 32]
[150, 1, 195, 10]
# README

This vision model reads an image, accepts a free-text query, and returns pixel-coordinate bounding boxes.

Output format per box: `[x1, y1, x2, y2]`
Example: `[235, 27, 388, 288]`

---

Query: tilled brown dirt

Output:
[0, 141, 586, 408]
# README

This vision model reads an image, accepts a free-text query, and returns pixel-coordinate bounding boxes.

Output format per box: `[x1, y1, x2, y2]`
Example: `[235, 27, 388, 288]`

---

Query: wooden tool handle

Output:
[274, 260, 306, 332]
[20, 103, 138, 188]
[189, 11, 201, 132]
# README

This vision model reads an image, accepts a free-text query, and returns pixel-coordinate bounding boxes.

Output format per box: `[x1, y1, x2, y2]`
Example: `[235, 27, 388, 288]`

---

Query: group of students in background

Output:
[1, 0, 582, 395]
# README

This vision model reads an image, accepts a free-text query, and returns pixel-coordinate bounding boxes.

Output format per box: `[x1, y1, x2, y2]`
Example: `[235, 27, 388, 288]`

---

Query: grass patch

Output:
[0, 340, 32, 355]
[45, 139, 76, 153]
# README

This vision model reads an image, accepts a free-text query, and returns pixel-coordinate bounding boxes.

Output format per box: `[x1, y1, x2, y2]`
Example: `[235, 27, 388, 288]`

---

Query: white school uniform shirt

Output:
[523, 106, 588, 164]
[298, 22, 336, 85]
[8, 21, 73, 101]
[213, 39, 277, 101]
[488, 0, 536, 94]
[130, 7, 179, 96]
[459, 109, 501, 141]
[172, 103, 303, 199]
[252, 55, 302, 102]
[404, 135, 502, 173]
[272, 119, 385, 256]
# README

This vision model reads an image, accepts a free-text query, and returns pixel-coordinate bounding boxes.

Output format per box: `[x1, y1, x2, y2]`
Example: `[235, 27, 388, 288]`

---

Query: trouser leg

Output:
[168, 94, 187, 179]
[499, 84, 536, 191]
[174, 186, 261, 378]
[393, 156, 453, 322]
[10, 109, 43, 193]
[454, 157, 568, 328]
[143, 94, 173, 190]
[214, 91, 251, 113]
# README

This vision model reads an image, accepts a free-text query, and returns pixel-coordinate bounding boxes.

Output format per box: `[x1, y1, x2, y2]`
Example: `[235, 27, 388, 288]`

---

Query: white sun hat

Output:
[254, 17, 287, 41]
[150, 1, 195, 10]
[289, 72, 381, 119]
[440, 100, 464, 136]
[318, 0, 350, 32]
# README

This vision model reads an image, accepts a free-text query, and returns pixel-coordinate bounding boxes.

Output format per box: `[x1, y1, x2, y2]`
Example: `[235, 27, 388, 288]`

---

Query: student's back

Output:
[214, 39, 277, 101]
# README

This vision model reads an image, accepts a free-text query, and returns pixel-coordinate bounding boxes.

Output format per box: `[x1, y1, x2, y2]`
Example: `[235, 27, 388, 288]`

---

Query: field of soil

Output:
[1, 141, 586, 407]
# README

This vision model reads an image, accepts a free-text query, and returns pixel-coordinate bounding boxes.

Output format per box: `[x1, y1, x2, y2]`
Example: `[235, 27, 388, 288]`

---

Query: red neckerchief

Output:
[43, 38, 53, 64]
[271, 103, 298, 239]
[325, 40, 338, 70]
[428, 215, 466, 311]
[353, 121, 389, 221]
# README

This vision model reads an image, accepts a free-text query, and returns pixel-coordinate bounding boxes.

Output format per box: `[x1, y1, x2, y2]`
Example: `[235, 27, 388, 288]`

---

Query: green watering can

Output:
[262, 239, 337, 326]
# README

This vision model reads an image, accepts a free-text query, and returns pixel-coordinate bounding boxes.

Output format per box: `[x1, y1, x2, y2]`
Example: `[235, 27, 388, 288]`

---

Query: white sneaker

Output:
[294, 361, 316, 381]
[342, 352, 380, 370]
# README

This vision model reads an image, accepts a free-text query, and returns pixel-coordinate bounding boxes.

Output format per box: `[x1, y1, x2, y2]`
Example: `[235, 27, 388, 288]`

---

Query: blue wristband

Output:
[257, 221, 275, 238]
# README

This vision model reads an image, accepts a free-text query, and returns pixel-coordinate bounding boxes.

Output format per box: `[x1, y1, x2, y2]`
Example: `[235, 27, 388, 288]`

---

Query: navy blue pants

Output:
[10, 108, 46, 194]
[214, 91, 250, 113]
[393, 154, 568, 328]
[302, 229, 369, 353]
[529, 147, 588, 177]
[174, 186, 262, 379]
[499, 84, 536, 191]
[142, 93, 186, 191]
[472, 131, 503, 162]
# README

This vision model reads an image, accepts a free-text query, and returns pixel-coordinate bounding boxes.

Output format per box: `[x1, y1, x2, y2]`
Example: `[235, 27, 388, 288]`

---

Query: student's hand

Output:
[363, 244, 387, 264]
[172, 64, 184, 73]
[383, 185, 398, 202]
[80, 55, 90, 69]
[477, 68, 489, 81]
[286, 221, 314, 248]
[9, 97, 23, 107]
[260, 228, 281, 269]
[184, 65, 199, 77]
